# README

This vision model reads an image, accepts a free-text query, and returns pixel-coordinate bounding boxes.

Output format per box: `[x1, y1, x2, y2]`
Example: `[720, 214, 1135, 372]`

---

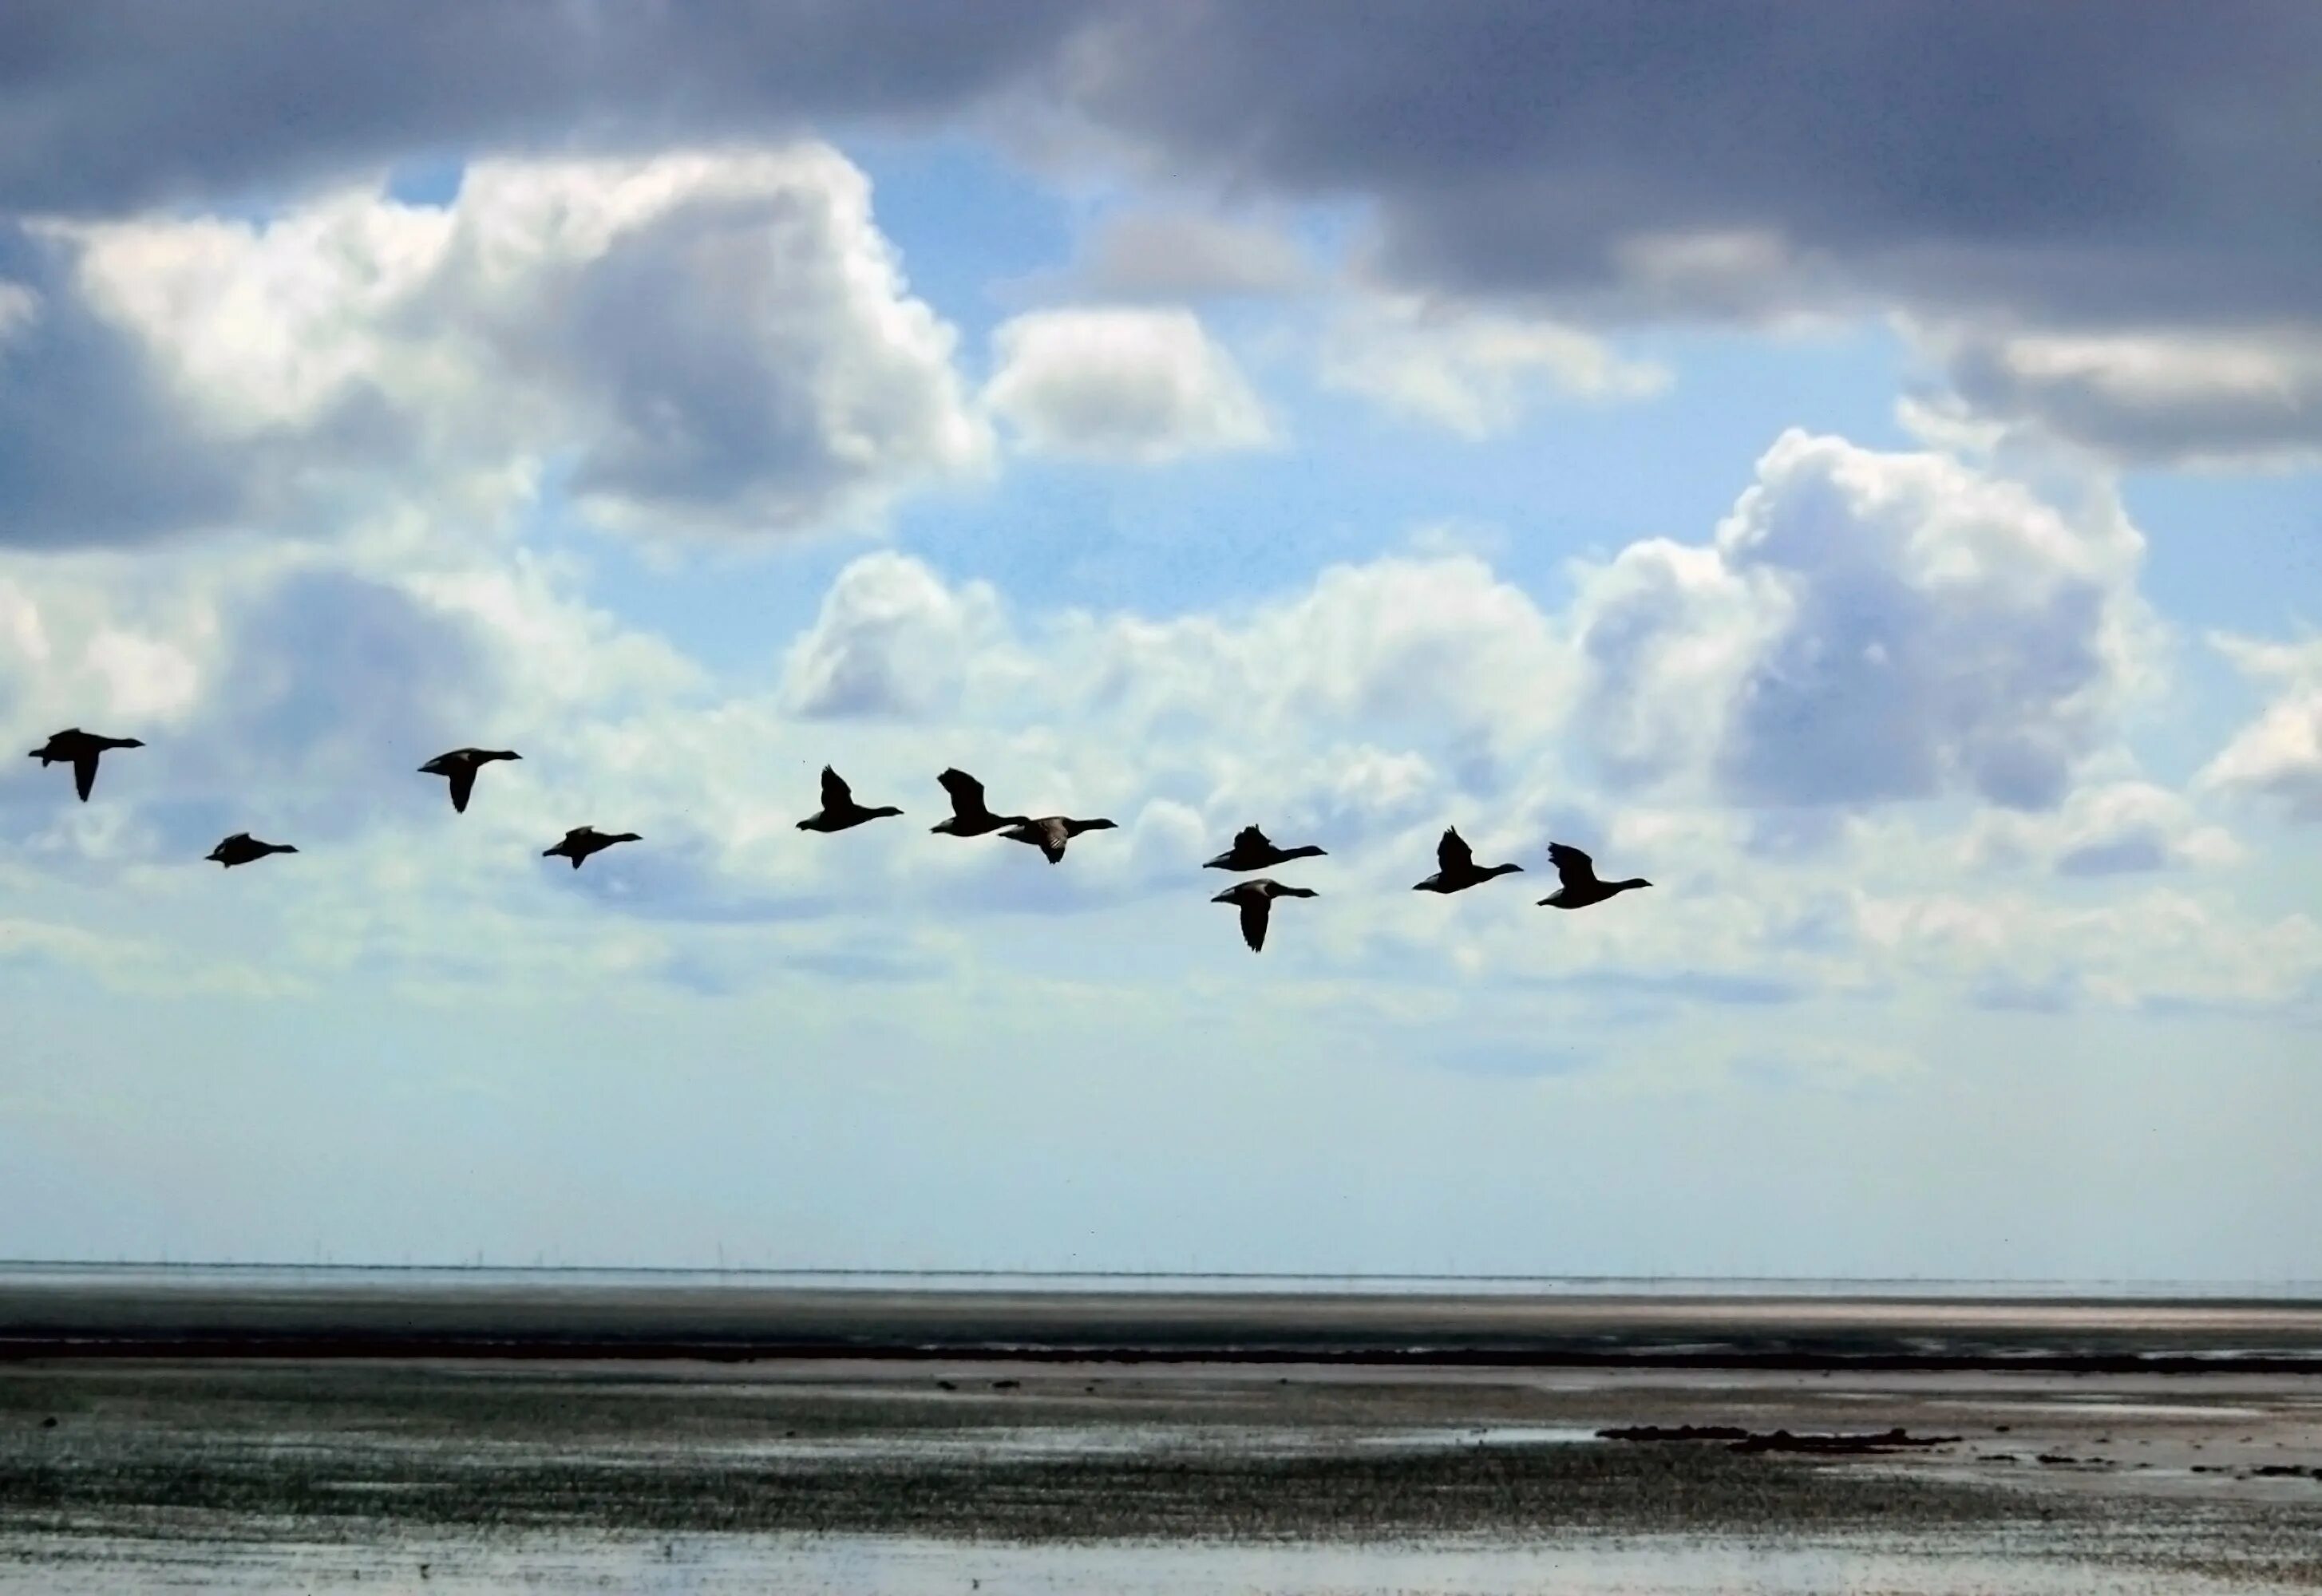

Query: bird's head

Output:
[117, 737, 145, 749]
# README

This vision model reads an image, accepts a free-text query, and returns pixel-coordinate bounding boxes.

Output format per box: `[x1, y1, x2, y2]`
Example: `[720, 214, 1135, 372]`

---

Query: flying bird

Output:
[1412, 827, 1523, 894]
[542, 826, 639, 870]
[1000, 815, 1117, 863]
[1212, 877, 1317, 953]
[1537, 842, 1652, 910]
[931, 768, 1028, 837]
[418, 748, 520, 813]
[28, 729, 144, 802]
[798, 766, 903, 833]
[1204, 824, 1327, 873]
[206, 832, 296, 868]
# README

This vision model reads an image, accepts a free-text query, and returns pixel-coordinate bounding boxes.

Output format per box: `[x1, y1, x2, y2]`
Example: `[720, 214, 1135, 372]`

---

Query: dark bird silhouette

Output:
[1205, 824, 1326, 873]
[206, 832, 296, 868]
[1537, 842, 1652, 909]
[1000, 815, 1116, 863]
[542, 825, 639, 870]
[931, 767, 1028, 837]
[797, 766, 903, 832]
[1412, 827, 1523, 893]
[418, 747, 520, 813]
[28, 729, 144, 802]
[1212, 877, 1317, 953]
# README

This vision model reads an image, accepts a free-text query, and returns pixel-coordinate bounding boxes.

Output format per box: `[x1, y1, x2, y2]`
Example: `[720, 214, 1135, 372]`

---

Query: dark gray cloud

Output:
[9, 2, 2312, 330]
[0, 0, 1090, 216]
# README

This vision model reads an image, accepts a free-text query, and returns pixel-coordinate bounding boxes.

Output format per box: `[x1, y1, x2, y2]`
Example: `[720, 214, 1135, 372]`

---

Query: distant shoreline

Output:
[7, 1271, 2322, 1371]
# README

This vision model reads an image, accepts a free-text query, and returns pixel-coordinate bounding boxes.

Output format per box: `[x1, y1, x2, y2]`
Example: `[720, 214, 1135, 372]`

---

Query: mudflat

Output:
[4, 1356, 2321, 1591]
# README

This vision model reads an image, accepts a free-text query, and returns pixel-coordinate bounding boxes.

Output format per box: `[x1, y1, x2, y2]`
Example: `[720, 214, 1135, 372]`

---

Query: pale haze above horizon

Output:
[3, 2, 2320, 1281]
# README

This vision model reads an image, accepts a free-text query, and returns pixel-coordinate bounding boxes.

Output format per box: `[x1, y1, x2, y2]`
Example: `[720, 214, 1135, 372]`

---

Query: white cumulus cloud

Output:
[983, 306, 1273, 462]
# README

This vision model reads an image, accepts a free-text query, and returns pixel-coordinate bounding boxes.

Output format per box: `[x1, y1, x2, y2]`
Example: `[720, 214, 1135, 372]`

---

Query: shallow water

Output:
[0, 1531, 2272, 1596]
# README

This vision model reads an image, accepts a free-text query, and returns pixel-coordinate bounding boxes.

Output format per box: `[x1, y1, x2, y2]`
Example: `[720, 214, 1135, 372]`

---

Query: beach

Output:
[4, 1271, 2320, 1591]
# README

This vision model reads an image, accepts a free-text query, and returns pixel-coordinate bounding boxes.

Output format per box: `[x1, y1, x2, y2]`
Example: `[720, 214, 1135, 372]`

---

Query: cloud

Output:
[1572, 429, 2145, 811]
[983, 306, 1272, 462]
[1319, 292, 1666, 437]
[34, 146, 987, 547]
[781, 551, 1009, 719]
[2201, 635, 2322, 821]
[1058, 209, 1315, 301]
[1964, 780, 2241, 875]
[1923, 323, 2322, 467]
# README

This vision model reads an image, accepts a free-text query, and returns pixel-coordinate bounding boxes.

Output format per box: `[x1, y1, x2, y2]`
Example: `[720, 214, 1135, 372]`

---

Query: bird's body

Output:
[931, 768, 1027, 837]
[1204, 824, 1326, 873]
[1412, 827, 1523, 893]
[542, 826, 639, 870]
[1000, 815, 1117, 863]
[206, 832, 296, 868]
[798, 766, 903, 833]
[1537, 842, 1651, 910]
[29, 728, 144, 802]
[418, 747, 520, 813]
[1211, 877, 1317, 952]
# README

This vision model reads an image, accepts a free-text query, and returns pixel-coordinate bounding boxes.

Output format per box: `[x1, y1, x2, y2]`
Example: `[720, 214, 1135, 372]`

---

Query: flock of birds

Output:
[29, 727, 1652, 954]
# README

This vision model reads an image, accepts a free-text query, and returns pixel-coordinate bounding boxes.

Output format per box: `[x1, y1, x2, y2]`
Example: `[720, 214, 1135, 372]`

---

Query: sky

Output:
[3, 2, 2320, 1280]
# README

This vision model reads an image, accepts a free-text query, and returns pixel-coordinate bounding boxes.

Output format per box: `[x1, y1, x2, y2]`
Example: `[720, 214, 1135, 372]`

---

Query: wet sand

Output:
[6, 1276, 2321, 1590]
[4, 1357, 2320, 1591]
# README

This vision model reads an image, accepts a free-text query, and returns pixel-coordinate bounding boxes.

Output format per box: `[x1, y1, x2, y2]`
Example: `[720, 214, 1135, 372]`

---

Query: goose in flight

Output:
[798, 766, 903, 833]
[1000, 815, 1116, 863]
[206, 832, 296, 868]
[1204, 824, 1327, 873]
[418, 748, 520, 813]
[1212, 878, 1317, 953]
[29, 729, 144, 802]
[931, 768, 1028, 837]
[1412, 827, 1523, 894]
[542, 826, 639, 870]
[1537, 842, 1652, 910]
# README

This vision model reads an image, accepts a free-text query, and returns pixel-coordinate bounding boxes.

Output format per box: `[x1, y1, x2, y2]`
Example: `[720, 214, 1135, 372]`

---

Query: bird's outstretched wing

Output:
[1437, 828, 1474, 872]
[1236, 824, 1268, 851]
[1547, 842, 1598, 890]
[71, 752, 99, 802]
[820, 766, 852, 809]
[938, 768, 987, 816]
[447, 765, 477, 813]
[1240, 896, 1269, 953]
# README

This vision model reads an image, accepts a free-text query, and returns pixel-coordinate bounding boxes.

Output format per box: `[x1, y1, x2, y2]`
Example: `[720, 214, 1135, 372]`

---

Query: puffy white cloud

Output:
[781, 551, 1010, 719]
[983, 306, 1273, 461]
[2201, 635, 2322, 821]
[40, 145, 990, 543]
[1319, 293, 1667, 436]
[1572, 429, 2146, 811]
[1923, 323, 2322, 467]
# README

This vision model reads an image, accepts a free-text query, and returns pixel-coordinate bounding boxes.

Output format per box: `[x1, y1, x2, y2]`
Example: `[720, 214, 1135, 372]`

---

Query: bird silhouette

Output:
[1412, 827, 1523, 893]
[542, 826, 639, 870]
[1212, 877, 1317, 952]
[418, 748, 520, 813]
[1204, 824, 1326, 873]
[206, 832, 296, 868]
[930, 768, 1029, 837]
[28, 729, 144, 802]
[798, 766, 903, 832]
[1537, 842, 1652, 909]
[1000, 815, 1116, 863]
